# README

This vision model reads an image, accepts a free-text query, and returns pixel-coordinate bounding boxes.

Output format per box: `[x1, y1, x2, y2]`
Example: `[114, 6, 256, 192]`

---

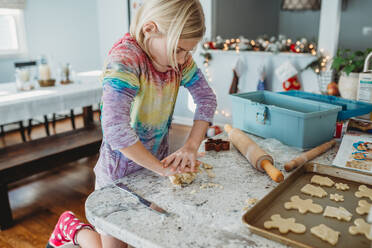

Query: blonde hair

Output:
[130, 0, 205, 69]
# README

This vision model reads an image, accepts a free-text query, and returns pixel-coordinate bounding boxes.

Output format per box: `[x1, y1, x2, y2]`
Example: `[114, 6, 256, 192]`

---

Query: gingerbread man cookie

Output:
[323, 206, 352, 221]
[284, 195, 323, 214]
[355, 185, 372, 201]
[349, 218, 372, 240]
[335, 182, 349, 191]
[264, 214, 306, 234]
[311, 175, 335, 187]
[301, 184, 327, 198]
[311, 224, 340, 246]
[356, 200, 372, 215]
[330, 193, 344, 202]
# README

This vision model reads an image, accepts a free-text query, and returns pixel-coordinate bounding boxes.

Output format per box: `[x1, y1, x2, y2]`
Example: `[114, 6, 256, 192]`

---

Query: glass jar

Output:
[14, 61, 37, 91]
[59, 63, 74, 85]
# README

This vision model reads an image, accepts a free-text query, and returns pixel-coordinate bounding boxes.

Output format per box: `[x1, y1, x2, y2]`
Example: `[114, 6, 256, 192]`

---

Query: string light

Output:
[213, 109, 231, 118]
[203, 56, 212, 83]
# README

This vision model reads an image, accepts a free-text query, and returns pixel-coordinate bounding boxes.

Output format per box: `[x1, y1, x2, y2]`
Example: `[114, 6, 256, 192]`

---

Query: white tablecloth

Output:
[0, 79, 102, 126]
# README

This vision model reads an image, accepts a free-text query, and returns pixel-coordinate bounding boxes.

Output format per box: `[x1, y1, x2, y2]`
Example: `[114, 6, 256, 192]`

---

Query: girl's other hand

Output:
[160, 160, 202, 176]
[161, 146, 204, 173]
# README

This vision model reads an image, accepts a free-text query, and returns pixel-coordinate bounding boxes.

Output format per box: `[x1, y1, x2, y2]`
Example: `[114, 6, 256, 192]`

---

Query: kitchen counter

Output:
[85, 133, 338, 248]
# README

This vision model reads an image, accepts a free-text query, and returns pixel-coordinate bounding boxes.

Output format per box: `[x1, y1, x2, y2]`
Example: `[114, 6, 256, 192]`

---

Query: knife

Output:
[115, 182, 169, 216]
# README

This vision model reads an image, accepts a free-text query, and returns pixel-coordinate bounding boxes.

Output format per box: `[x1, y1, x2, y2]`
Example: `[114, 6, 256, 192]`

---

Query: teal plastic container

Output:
[279, 90, 372, 121]
[230, 91, 342, 149]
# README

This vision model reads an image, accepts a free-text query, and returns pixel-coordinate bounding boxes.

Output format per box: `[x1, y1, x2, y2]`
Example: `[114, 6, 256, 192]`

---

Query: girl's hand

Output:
[161, 145, 204, 173]
[160, 160, 202, 176]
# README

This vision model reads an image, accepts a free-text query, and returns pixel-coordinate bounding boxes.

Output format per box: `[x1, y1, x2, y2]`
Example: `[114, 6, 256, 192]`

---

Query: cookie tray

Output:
[242, 162, 372, 248]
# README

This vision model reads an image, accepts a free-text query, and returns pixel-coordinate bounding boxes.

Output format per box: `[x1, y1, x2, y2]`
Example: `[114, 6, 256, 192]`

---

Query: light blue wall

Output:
[96, 0, 128, 67]
[0, 0, 101, 83]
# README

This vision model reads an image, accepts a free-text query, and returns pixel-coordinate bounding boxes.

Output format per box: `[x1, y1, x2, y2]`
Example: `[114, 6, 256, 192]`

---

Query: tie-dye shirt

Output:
[94, 34, 217, 188]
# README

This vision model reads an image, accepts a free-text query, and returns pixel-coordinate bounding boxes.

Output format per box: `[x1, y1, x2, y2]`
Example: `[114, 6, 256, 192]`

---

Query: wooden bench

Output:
[0, 124, 102, 230]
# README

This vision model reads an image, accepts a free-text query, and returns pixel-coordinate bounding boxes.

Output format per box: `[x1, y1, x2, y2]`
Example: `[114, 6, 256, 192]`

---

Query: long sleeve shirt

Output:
[94, 34, 217, 188]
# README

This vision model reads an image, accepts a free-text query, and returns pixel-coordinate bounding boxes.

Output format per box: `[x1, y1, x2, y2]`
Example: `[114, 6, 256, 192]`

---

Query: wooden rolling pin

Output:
[224, 124, 284, 183]
[284, 139, 336, 172]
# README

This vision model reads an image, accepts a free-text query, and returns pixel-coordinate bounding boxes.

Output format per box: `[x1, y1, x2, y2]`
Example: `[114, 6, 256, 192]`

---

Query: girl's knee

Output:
[100, 234, 128, 248]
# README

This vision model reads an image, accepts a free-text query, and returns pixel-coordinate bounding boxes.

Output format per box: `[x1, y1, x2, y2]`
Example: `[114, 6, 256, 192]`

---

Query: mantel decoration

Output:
[200, 35, 329, 85]
[202, 35, 318, 55]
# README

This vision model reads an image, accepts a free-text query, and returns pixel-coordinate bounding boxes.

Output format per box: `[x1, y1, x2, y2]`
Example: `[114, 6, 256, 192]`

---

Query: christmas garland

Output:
[200, 35, 329, 75]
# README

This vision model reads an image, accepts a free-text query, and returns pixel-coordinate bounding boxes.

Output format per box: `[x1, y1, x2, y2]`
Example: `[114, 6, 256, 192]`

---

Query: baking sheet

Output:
[243, 163, 372, 248]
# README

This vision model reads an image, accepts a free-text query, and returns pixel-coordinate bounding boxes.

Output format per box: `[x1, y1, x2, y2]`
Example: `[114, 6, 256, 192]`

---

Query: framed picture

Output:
[127, 0, 144, 28]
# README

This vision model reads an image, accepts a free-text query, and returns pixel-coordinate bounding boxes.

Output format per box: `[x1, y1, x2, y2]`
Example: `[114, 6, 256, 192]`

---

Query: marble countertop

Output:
[85, 133, 339, 248]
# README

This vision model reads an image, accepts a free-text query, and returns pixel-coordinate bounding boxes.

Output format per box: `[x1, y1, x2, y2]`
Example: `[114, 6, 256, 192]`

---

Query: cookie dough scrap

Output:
[349, 218, 372, 240]
[204, 169, 215, 178]
[202, 163, 213, 169]
[323, 206, 352, 221]
[356, 200, 372, 215]
[311, 175, 335, 187]
[264, 214, 306, 234]
[355, 184, 372, 201]
[284, 195, 323, 214]
[330, 193, 344, 202]
[243, 198, 258, 211]
[301, 184, 328, 198]
[311, 224, 340, 246]
[200, 183, 223, 189]
[335, 182, 350, 191]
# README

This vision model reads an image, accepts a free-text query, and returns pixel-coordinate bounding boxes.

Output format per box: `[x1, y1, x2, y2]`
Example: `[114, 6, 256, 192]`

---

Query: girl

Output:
[47, 0, 216, 247]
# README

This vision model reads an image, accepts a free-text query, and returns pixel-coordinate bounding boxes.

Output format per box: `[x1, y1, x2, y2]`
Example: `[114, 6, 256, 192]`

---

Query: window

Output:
[0, 8, 27, 57]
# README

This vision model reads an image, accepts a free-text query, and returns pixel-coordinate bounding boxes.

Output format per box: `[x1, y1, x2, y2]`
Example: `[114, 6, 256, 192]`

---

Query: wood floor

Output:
[0, 112, 191, 248]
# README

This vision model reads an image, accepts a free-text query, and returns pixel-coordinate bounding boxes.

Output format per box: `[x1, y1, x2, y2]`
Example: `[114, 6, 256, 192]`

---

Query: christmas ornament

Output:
[327, 82, 339, 96]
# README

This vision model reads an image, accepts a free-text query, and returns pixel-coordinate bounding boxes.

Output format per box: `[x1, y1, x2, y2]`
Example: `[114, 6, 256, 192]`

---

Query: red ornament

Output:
[208, 41, 216, 50]
[290, 44, 296, 53]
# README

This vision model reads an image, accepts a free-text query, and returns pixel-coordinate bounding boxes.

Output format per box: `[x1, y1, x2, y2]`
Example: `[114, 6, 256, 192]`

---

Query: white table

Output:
[0, 79, 102, 126]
